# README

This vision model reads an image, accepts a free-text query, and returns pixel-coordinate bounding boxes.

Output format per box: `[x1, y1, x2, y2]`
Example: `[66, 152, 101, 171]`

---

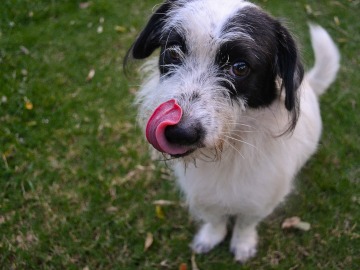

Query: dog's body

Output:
[127, 0, 340, 262]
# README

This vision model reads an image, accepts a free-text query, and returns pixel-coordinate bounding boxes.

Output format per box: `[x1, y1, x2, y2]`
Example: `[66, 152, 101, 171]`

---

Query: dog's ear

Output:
[130, 1, 174, 59]
[276, 23, 304, 111]
[275, 22, 304, 131]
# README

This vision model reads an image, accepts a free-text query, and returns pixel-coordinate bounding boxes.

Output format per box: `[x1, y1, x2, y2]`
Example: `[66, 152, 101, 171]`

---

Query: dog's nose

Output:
[165, 122, 203, 146]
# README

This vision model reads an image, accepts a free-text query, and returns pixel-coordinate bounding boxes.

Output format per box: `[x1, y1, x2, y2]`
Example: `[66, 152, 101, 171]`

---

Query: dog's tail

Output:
[306, 24, 340, 96]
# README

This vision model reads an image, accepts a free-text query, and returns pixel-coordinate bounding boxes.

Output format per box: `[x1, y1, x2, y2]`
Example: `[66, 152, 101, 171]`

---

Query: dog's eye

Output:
[163, 46, 183, 65]
[230, 62, 250, 78]
[168, 49, 181, 61]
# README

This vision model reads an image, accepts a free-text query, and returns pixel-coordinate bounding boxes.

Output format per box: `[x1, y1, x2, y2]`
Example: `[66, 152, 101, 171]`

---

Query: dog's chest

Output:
[173, 151, 290, 216]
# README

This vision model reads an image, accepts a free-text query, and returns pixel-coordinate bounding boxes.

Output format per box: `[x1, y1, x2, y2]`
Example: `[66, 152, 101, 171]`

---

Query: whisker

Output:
[219, 138, 245, 159]
[222, 134, 258, 150]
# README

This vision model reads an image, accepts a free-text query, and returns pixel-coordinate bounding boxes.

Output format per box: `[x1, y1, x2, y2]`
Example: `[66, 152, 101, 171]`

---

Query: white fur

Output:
[307, 24, 341, 95]
[135, 0, 340, 263]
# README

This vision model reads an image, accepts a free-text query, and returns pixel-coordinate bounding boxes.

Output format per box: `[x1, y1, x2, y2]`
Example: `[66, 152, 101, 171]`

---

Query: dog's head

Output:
[127, 0, 304, 158]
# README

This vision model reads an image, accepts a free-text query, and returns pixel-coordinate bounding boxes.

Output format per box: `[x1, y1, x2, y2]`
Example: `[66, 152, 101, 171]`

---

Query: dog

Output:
[126, 0, 340, 263]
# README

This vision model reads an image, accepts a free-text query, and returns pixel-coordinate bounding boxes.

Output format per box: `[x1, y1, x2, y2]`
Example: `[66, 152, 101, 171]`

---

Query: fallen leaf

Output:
[305, 4, 312, 15]
[21, 69, 28, 76]
[3, 146, 16, 158]
[27, 121, 37, 127]
[179, 263, 187, 270]
[25, 100, 33, 110]
[26, 232, 38, 243]
[191, 253, 200, 270]
[144, 232, 153, 251]
[282, 216, 311, 231]
[282, 216, 300, 229]
[295, 221, 311, 231]
[2, 154, 9, 170]
[152, 200, 176, 206]
[16, 235, 23, 244]
[334, 16, 340, 26]
[86, 69, 95, 81]
[97, 26, 103, 34]
[19, 46, 29, 55]
[106, 206, 118, 213]
[79, 2, 91, 9]
[115, 25, 126, 33]
[155, 205, 165, 219]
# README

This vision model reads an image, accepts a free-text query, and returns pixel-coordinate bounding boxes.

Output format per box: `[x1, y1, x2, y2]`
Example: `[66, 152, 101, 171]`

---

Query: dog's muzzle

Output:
[145, 99, 202, 157]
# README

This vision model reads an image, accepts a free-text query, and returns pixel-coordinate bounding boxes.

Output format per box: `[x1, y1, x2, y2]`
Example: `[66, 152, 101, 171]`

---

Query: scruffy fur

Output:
[127, 0, 340, 262]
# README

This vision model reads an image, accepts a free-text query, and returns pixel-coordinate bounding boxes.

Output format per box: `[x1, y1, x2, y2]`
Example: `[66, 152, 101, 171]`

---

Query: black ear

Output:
[275, 23, 304, 131]
[276, 23, 304, 111]
[130, 1, 174, 59]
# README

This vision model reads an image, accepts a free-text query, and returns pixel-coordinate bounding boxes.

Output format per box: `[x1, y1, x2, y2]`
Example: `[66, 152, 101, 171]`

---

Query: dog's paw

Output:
[230, 243, 257, 263]
[191, 222, 227, 254]
[230, 228, 258, 263]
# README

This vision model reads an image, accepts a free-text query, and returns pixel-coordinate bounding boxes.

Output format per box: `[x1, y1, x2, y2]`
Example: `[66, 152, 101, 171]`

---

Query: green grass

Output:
[0, 0, 359, 269]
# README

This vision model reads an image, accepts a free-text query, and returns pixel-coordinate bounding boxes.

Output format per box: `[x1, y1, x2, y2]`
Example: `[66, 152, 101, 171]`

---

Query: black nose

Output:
[164, 122, 203, 146]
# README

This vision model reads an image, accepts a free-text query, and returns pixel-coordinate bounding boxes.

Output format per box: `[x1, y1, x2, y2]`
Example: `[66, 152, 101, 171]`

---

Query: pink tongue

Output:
[146, 99, 189, 155]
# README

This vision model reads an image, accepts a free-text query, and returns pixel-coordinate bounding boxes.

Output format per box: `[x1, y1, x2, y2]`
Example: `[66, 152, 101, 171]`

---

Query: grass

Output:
[0, 0, 359, 269]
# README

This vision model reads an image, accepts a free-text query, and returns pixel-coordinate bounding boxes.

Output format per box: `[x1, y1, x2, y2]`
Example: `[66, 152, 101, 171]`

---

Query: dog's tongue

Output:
[146, 99, 189, 155]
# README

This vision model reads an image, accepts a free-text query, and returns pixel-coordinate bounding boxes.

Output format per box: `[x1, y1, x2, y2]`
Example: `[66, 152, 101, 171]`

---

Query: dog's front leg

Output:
[230, 215, 260, 263]
[191, 214, 228, 254]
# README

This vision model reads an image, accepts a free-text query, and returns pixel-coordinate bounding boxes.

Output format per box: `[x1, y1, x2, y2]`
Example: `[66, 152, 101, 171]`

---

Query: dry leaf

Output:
[295, 222, 311, 231]
[86, 69, 95, 81]
[25, 100, 33, 110]
[21, 69, 28, 76]
[20, 45, 29, 55]
[155, 205, 165, 219]
[26, 232, 38, 243]
[4, 146, 15, 158]
[115, 25, 126, 33]
[79, 2, 91, 9]
[27, 121, 37, 127]
[282, 216, 311, 231]
[106, 206, 118, 213]
[191, 253, 200, 270]
[152, 200, 176, 206]
[179, 263, 187, 270]
[305, 4, 312, 15]
[97, 26, 103, 33]
[1, 96, 7, 103]
[334, 16, 340, 26]
[144, 232, 153, 251]
[282, 216, 301, 229]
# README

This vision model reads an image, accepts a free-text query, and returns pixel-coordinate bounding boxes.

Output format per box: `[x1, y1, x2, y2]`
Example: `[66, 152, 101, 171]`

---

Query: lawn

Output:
[0, 0, 359, 269]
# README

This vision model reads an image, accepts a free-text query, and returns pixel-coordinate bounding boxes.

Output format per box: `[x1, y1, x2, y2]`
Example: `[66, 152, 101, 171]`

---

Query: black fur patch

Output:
[218, 6, 304, 130]
[159, 31, 187, 75]
[128, 0, 186, 59]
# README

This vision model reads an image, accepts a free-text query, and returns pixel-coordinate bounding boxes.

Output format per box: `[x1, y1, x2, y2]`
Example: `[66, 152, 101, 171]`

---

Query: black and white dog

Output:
[127, 0, 340, 262]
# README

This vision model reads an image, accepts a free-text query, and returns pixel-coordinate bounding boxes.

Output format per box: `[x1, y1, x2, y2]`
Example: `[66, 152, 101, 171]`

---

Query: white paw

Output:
[191, 222, 227, 254]
[230, 229, 258, 263]
[231, 243, 257, 263]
